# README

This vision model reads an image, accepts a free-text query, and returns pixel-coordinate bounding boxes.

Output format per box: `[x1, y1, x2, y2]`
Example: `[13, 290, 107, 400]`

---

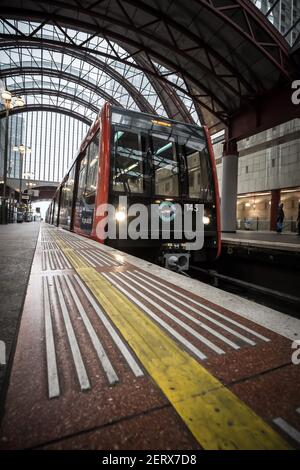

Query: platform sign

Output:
[22, 195, 29, 200]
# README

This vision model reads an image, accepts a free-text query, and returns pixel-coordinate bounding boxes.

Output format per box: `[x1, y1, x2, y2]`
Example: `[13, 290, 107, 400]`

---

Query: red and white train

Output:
[46, 103, 221, 269]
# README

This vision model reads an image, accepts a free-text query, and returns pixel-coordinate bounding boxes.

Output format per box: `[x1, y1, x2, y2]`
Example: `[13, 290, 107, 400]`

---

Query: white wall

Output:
[214, 118, 300, 194]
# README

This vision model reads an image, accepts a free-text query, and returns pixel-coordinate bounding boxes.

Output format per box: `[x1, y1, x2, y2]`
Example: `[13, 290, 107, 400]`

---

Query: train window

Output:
[152, 133, 179, 197]
[185, 140, 213, 200]
[53, 198, 59, 225]
[78, 155, 88, 202]
[59, 165, 75, 229]
[74, 133, 99, 234]
[85, 137, 99, 204]
[74, 154, 89, 232]
[112, 130, 144, 193]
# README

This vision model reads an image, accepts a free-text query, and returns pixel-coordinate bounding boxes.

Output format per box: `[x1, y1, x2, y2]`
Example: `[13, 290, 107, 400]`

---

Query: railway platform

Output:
[0, 225, 300, 450]
[222, 231, 300, 253]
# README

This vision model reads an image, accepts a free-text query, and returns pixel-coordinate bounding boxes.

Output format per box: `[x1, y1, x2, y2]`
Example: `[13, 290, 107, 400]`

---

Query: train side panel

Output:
[92, 102, 111, 242]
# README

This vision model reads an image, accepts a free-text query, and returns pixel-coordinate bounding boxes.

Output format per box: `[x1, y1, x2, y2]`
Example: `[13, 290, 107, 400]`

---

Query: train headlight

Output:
[115, 210, 127, 222]
[203, 215, 211, 225]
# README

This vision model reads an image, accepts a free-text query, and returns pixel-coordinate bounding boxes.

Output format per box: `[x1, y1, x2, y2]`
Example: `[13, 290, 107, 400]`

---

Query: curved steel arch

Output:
[0, 34, 202, 122]
[0, 104, 93, 126]
[0, 0, 295, 130]
[0, 10, 232, 124]
[0, 65, 122, 108]
[0, 39, 158, 116]
[7, 86, 100, 116]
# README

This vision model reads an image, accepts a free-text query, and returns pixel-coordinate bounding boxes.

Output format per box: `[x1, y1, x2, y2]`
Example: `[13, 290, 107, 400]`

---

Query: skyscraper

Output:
[252, 0, 300, 46]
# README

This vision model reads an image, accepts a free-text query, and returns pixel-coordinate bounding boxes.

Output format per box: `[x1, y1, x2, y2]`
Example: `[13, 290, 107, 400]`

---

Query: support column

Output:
[270, 189, 280, 231]
[221, 140, 239, 233]
[1, 108, 9, 224]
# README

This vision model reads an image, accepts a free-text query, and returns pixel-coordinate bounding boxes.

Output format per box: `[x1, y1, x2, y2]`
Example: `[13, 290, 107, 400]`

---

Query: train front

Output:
[101, 106, 220, 270]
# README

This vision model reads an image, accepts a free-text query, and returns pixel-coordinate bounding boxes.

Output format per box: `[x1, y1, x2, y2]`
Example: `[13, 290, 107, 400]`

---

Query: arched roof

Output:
[0, 0, 296, 133]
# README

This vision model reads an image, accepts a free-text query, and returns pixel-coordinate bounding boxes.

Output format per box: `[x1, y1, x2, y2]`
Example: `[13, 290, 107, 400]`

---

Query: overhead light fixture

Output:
[14, 96, 25, 107]
[151, 119, 171, 127]
[1, 90, 12, 101]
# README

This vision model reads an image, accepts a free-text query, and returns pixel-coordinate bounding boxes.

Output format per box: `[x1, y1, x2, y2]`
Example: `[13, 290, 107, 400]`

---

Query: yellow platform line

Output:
[53, 231, 291, 450]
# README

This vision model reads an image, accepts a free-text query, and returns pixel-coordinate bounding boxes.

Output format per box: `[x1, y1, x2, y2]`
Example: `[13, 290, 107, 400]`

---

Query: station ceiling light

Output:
[14, 96, 25, 107]
[1, 90, 12, 101]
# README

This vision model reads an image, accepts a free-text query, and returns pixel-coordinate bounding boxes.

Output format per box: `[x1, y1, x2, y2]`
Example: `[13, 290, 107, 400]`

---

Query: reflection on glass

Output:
[152, 134, 178, 197]
[59, 164, 75, 228]
[74, 133, 99, 233]
[185, 141, 213, 200]
[113, 130, 143, 193]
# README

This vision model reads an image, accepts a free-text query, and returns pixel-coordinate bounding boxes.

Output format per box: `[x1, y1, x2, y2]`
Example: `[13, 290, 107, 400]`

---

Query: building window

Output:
[245, 165, 248, 174]
[272, 158, 275, 168]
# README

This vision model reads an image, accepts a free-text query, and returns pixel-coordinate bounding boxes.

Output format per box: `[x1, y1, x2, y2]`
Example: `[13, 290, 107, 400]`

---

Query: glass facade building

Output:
[252, 0, 300, 45]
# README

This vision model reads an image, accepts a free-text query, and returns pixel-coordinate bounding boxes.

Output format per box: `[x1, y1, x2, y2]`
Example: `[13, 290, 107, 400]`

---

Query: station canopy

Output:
[0, 0, 298, 183]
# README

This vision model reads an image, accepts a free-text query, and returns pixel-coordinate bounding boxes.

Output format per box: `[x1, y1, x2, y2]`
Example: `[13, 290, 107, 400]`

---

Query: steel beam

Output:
[0, 105, 92, 126]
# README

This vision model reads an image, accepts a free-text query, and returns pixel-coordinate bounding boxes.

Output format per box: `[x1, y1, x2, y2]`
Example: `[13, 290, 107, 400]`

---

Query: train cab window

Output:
[185, 140, 213, 200]
[152, 134, 179, 197]
[112, 130, 144, 193]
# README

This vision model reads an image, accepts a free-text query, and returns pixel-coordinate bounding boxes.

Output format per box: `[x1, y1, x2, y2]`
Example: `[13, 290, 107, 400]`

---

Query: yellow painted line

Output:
[53, 230, 292, 450]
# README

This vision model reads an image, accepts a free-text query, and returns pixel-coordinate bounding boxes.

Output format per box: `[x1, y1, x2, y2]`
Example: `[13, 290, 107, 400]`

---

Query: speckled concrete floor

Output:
[0, 222, 40, 400]
[1, 225, 299, 450]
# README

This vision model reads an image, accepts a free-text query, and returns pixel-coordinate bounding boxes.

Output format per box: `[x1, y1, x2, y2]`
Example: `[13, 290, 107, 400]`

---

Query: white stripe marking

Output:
[45, 251, 50, 270]
[273, 417, 300, 444]
[93, 250, 120, 266]
[53, 250, 63, 270]
[128, 271, 253, 347]
[53, 276, 90, 391]
[63, 275, 119, 385]
[48, 251, 55, 270]
[60, 249, 72, 269]
[90, 251, 112, 266]
[43, 277, 60, 398]
[73, 274, 144, 377]
[117, 272, 225, 355]
[42, 251, 46, 271]
[136, 271, 269, 342]
[103, 272, 207, 361]
[80, 250, 104, 267]
[77, 250, 97, 267]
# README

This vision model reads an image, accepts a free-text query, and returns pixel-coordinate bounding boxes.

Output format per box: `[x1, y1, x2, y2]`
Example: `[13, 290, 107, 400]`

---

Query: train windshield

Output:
[111, 109, 214, 201]
[152, 133, 179, 197]
[184, 139, 214, 201]
[113, 130, 144, 193]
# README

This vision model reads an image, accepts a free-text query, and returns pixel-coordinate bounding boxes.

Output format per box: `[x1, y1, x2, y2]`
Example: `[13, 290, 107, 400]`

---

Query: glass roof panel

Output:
[0, 19, 198, 122]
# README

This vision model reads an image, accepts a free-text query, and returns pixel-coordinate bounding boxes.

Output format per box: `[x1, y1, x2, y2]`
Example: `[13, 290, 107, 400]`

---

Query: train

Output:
[46, 103, 221, 270]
